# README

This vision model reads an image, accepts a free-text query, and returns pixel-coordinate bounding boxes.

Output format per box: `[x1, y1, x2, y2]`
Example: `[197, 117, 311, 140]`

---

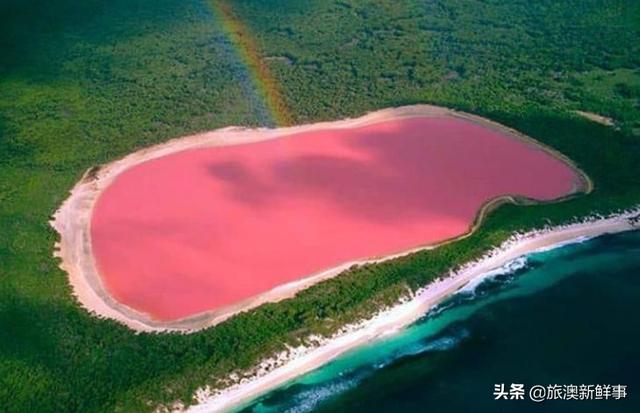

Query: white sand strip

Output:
[575, 110, 615, 126]
[183, 209, 639, 413]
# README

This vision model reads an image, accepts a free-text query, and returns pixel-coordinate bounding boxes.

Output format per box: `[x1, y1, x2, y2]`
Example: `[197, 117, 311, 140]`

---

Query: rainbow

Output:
[210, 0, 293, 126]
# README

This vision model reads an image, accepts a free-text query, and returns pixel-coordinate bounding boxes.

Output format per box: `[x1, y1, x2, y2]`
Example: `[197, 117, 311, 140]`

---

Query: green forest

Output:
[1, 0, 639, 411]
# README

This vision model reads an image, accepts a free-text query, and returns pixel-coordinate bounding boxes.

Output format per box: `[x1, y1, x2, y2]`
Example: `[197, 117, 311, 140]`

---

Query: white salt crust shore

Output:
[177, 208, 640, 413]
[51, 104, 590, 333]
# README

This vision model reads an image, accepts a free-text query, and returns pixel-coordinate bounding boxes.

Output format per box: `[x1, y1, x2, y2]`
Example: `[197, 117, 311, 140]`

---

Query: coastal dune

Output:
[52, 105, 589, 332]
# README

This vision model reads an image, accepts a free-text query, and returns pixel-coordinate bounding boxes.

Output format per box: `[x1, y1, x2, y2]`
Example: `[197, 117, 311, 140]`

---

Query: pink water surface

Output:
[91, 117, 580, 321]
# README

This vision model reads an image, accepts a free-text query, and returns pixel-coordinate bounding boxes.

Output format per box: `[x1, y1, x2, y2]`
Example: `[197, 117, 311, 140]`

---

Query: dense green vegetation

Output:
[1, 0, 639, 411]
[232, 0, 640, 130]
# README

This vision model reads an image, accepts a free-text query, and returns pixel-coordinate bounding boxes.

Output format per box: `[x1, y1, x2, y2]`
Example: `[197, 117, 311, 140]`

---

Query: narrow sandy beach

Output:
[575, 110, 615, 126]
[184, 209, 639, 413]
[51, 104, 590, 333]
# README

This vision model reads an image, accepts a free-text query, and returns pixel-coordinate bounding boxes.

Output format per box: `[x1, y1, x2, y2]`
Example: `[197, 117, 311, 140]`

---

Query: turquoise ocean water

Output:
[238, 230, 640, 413]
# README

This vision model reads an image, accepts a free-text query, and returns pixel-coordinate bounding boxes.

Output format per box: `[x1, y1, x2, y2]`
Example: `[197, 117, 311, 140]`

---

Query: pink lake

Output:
[91, 116, 581, 321]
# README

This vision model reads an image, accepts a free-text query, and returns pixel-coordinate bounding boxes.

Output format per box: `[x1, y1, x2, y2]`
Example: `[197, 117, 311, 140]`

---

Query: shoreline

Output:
[182, 208, 639, 413]
[51, 104, 590, 333]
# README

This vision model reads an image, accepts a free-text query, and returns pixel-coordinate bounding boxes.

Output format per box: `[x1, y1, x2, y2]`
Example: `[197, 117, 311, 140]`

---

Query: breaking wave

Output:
[373, 326, 471, 370]
[459, 256, 529, 294]
[425, 257, 531, 319]
[268, 371, 366, 413]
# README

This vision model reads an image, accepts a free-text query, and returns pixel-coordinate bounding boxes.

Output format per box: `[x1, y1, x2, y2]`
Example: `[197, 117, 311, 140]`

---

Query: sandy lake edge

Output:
[50, 104, 591, 333]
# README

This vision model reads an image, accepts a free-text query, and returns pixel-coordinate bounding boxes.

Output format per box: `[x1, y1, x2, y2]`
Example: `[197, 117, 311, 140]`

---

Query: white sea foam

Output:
[374, 327, 471, 371]
[282, 376, 362, 413]
[459, 256, 528, 294]
[422, 328, 471, 352]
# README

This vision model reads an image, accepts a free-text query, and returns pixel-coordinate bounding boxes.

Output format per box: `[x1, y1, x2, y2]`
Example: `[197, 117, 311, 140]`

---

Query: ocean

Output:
[237, 229, 640, 413]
